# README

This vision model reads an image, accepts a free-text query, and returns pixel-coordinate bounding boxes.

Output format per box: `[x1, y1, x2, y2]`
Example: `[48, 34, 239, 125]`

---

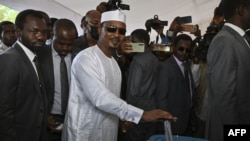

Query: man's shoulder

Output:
[160, 56, 177, 68]
[74, 35, 89, 50]
[133, 52, 159, 63]
[75, 35, 84, 41]
[37, 45, 52, 56]
[74, 35, 85, 45]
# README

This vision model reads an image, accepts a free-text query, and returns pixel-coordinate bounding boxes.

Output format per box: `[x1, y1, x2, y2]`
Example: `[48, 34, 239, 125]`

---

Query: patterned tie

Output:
[60, 55, 69, 115]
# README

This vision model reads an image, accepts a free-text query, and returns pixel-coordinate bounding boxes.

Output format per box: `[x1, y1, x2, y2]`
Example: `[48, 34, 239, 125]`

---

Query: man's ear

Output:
[15, 27, 21, 37]
[236, 5, 245, 16]
[83, 20, 88, 28]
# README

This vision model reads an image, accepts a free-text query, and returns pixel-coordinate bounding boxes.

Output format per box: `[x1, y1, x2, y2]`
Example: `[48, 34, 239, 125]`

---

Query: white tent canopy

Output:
[0, 0, 221, 39]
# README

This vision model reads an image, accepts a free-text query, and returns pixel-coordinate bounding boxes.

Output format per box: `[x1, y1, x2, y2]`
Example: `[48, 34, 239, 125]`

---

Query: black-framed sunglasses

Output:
[177, 47, 191, 53]
[104, 25, 126, 35]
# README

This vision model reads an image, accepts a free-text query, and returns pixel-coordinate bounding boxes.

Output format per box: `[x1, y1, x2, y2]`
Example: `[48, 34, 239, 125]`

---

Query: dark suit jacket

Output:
[73, 34, 89, 50]
[0, 43, 48, 141]
[206, 25, 250, 141]
[37, 45, 80, 113]
[126, 51, 159, 111]
[156, 55, 195, 135]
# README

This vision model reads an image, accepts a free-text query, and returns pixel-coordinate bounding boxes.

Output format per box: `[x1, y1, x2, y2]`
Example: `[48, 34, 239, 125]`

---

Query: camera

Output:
[181, 24, 198, 33]
[152, 44, 171, 52]
[176, 16, 192, 24]
[145, 15, 168, 33]
[206, 24, 223, 34]
[194, 32, 217, 61]
[106, 0, 130, 11]
[193, 22, 224, 62]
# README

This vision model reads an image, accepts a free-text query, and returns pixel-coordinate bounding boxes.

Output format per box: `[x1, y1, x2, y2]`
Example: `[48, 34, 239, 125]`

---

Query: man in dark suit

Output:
[124, 29, 160, 141]
[156, 34, 196, 136]
[37, 18, 79, 141]
[206, 0, 250, 141]
[0, 9, 48, 141]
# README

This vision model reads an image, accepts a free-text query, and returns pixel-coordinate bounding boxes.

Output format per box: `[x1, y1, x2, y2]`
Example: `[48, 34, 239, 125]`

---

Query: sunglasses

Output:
[104, 25, 126, 35]
[177, 47, 191, 53]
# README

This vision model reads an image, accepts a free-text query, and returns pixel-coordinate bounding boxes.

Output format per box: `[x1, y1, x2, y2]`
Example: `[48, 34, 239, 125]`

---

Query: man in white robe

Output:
[62, 10, 177, 141]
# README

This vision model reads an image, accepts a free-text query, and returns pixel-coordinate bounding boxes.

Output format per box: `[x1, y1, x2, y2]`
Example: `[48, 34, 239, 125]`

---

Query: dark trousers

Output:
[47, 132, 61, 141]
[192, 117, 206, 139]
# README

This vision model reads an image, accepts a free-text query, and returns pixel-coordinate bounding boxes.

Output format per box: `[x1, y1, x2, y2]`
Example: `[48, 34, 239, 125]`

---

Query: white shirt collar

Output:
[224, 23, 245, 36]
[16, 40, 36, 61]
[173, 55, 184, 66]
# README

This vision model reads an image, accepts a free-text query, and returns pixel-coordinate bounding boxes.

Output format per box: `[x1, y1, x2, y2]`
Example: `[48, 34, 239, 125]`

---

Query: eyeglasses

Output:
[177, 47, 191, 53]
[104, 25, 126, 35]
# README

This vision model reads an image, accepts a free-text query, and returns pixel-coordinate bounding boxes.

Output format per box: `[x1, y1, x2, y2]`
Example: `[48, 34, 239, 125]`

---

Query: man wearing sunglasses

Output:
[156, 34, 196, 136]
[62, 10, 177, 141]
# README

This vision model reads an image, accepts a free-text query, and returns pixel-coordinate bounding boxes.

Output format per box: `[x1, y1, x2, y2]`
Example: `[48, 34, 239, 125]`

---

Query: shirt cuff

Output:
[125, 104, 144, 124]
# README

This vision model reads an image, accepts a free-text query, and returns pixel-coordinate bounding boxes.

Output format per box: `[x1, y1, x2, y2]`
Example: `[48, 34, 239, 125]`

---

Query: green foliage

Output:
[0, 4, 19, 23]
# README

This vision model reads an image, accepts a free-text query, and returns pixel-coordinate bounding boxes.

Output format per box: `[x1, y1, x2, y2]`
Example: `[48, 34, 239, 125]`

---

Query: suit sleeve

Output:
[155, 63, 169, 109]
[207, 36, 238, 123]
[126, 59, 144, 105]
[0, 54, 19, 140]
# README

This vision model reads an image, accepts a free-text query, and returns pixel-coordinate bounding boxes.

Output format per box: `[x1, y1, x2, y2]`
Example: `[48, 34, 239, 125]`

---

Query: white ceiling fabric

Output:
[0, 0, 221, 39]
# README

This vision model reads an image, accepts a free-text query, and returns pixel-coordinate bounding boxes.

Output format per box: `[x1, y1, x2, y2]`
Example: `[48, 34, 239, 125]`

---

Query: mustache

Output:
[111, 38, 120, 44]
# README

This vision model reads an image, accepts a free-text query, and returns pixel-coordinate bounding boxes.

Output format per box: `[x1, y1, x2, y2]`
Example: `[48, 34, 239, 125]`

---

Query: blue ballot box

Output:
[149, 135, 209, 141]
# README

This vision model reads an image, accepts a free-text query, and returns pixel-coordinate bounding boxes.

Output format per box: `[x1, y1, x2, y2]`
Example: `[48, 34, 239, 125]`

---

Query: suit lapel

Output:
[14, 43, 42, 96]
[38, 46, 55, 96]
[169, 56, 184, 78]
[170, 55, 195, 99]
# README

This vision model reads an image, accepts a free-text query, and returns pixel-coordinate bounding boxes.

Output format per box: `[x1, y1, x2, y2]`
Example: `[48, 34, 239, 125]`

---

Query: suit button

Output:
[40, 109, 44, 112]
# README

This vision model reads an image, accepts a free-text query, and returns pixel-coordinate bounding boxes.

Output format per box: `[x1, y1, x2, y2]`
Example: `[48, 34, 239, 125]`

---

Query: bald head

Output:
[85, 10, 101, 26]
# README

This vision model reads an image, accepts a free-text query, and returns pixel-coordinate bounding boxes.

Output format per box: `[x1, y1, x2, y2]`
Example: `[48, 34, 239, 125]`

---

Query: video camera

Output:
[145, 15, 168, 33]
[106, 0, 130, 11]
[194, 24, 222, 62]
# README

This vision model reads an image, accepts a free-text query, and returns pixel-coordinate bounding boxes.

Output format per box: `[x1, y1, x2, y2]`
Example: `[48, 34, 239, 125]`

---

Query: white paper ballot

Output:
[164, 121, 173, 141]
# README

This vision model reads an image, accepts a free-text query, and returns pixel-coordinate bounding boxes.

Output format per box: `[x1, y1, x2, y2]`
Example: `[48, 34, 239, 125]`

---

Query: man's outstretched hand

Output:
[142, 109, 177, 122]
